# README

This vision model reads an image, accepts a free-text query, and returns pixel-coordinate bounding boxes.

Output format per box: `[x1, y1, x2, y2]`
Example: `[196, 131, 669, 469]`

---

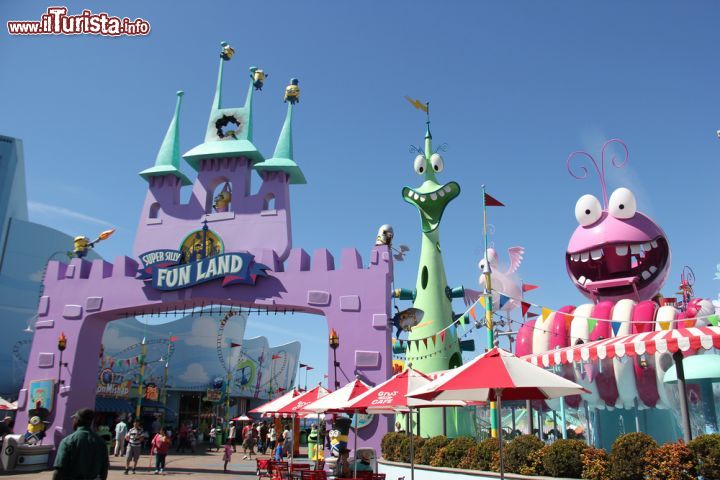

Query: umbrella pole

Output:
[442, 407, 447, 437]
[526, 400, 533, 435]
[673, 351, 692, 443]
[560, 397, 567, 439]
[291, 414, 295, 467]
[409, 407, 415, 480]
[353, 410, 358, 479]
[497, 390, 505, 480]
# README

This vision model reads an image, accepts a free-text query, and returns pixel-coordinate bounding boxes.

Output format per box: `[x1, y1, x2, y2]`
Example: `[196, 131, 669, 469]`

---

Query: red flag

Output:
[306, 366, 315, 371]
[522, 284, 539, 293]
[527, 311, 539, 319]
[271, 354, 282, 359]
[230, 342, 242, 348]
[169, 336, 179, 342]
[484, 192, 504, 207]
[422, 338, 428, 349]
[521, 301, 531, 318]
[440, 331, 446, 343]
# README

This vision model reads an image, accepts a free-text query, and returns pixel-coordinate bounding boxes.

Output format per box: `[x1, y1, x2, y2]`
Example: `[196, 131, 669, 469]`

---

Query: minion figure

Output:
[284, 78, 300, 104]
[73, 236, 91, 258]
[329, 417, 351, 457]
[24, 416, 47, 445]
[220, 41, 235, 61]
[250, 67, 267, 91]
[213, 183, 232, 212]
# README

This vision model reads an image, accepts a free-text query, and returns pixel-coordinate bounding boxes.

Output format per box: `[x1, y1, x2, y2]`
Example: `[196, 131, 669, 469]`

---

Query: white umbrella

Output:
[408, 347, 589, 479]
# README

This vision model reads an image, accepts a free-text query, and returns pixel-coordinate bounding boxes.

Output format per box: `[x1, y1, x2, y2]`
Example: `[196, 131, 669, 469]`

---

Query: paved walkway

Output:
[8, 449, 318, 479]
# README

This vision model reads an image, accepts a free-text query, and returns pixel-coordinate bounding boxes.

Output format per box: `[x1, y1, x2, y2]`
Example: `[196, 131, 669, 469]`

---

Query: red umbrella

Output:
[248, 389, 300, 415]
[407, 348, 588, 480]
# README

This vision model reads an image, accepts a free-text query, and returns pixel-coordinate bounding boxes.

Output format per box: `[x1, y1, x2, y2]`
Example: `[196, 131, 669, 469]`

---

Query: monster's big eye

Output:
[430, 153, 444, 173]
[413, 155, 425, 175]
[575, 194, 602, 226]
[608, 188, 637, 219]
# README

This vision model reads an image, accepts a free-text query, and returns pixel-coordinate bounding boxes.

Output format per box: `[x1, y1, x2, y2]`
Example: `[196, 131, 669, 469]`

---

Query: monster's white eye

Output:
[430, 153, 444, 173]
[575, 194, 602, 226]
[608, 188, 637, 219]
[413, 155, 426, 175]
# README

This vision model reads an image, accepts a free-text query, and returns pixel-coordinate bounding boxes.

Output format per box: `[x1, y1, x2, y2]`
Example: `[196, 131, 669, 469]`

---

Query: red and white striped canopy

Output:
[263, 385, 331, 418]
[248, 389, 300, 416]
[523, 326, 720, 368]
[408, 347, 589, 402]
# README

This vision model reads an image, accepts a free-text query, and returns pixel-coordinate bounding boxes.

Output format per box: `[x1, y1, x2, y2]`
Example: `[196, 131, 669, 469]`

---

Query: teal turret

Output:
[254, 85, 307, 184]
[183, 42, 264, 169]
[139, 91, 191, 185]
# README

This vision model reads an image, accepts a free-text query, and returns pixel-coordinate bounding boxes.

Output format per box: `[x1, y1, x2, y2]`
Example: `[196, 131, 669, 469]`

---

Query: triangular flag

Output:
[527, 311, 539, 319]
[432, 334, 437, 346]
[541, 307, 552, 321]
[469, 306, 477, 320]
[587, 317, 598, 332]
[422, 338, 428, 349]
[521, 301, 531, 318]
[478, 296, 486, 309]
[230, 342, 242, 348]
[499, 294, 510, 310]
[708, 315, 719, 326]
[271, 354, 282, 359]
[522, 283, 539, 293]
[484, 192, 505, 207]
[440, 331, 446, 343]
[414, 340, 420, 351]
[306, 366, 315, 371]
[169, 336, 179, 342]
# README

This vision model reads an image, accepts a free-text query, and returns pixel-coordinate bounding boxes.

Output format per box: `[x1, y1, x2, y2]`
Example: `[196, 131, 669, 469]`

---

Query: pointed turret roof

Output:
[183, 43, 264, 170]
[139, 91, 191, 185]
[255, 94, 307, 184]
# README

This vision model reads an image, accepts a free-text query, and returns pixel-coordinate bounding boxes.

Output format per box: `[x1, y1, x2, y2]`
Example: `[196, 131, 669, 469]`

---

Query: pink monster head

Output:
[565, 140, 671, 302]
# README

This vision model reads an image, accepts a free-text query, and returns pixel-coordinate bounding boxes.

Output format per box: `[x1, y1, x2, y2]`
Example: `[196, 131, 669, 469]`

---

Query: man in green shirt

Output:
[53, 408, 109, 480]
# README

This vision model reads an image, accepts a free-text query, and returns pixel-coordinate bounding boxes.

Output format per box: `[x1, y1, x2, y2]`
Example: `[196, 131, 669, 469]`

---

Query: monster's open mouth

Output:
[402, 182, 460, 233]
[566, 236, 669, 297]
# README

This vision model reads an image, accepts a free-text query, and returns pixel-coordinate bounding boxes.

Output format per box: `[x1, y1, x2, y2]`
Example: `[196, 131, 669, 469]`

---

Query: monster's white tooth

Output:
[571, 253, 580, 262]
[578, 276, 586, 285]
[651, 240, 658, 248]
[419, 196, 426, 202]
[615, 245, 629, 256]
[430, 193, 437, 201]
[641, 270, 651, 280]
[591, 249, 603, 260]
[407, 190, 413, 198]
[649, 266, 658, 274]
[438, 189, 445, 197]
[413, 192, 420, 200]
[580, 252, 589, 262]
[443, 186, 452, 193]
[642, 242, 651, 251]
[630, 244, 642, 255]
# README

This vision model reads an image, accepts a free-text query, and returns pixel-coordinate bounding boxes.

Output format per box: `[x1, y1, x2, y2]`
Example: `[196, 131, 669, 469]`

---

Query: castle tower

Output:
[134, 43, 306, 261]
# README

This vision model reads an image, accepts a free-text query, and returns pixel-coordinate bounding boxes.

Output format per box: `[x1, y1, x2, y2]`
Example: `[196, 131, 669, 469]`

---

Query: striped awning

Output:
[523, 326, 720, 368]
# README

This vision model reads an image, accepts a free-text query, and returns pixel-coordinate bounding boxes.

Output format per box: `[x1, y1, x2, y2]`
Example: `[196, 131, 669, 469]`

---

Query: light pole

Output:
[329, 329, 340, 389]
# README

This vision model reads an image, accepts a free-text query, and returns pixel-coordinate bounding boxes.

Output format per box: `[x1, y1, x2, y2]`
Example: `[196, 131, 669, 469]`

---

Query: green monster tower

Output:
[396, 106, 474, 437]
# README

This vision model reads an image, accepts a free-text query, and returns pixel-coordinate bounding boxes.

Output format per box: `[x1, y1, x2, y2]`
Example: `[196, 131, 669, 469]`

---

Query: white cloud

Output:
[102, 326, 140, 351]
[28, 201, 115, 228]
[184, 315, 246, 348]
[178, 363, 210, 384]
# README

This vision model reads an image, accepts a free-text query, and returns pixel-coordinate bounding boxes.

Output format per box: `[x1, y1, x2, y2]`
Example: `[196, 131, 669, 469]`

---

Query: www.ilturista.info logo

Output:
[7, 7, 150, 36]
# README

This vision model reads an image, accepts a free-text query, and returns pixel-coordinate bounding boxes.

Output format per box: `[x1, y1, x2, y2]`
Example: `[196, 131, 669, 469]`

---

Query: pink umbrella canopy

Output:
[408, 347, 589, 402]
[347, 367, 468, 414]
[265, 385, 331, 418]
[302, 378, 370, 414]
[248, 389, 300, 415]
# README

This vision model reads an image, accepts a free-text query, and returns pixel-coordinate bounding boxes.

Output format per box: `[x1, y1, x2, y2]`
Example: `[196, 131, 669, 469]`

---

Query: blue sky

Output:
[2, 1, 719, 387]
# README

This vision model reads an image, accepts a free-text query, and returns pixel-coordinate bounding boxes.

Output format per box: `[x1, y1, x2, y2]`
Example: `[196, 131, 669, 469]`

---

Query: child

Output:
[208, 425, 216, 452]
[222, 438, 232, 472]
[273, 441, 284, 462]
[151, 427, 171, 474]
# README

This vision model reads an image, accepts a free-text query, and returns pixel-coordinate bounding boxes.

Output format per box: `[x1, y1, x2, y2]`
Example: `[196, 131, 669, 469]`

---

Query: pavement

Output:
[6, 448, 317, 479]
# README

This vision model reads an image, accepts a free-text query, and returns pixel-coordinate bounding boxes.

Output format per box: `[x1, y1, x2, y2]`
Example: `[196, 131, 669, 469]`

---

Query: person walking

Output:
[222, 437, 233, 472]
[282, 424, 292, 459]
[228, 421, 236, 452]
[124, 419, 147, 475]
[52, 408, 109, 480]
[151, 426, 171, 475]
[258, 421, 268, 454]
[114, 417, 128, 457]
[241, 423, 255, 460]
[208, 424, 216, 451]
[268, 425, 276, 454]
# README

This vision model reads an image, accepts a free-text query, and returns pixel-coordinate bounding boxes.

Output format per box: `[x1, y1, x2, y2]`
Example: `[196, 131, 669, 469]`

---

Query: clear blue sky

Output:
[2, 1, 719, 387]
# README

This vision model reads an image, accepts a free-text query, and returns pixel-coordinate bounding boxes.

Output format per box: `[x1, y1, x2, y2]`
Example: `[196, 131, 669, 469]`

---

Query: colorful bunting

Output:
[440, 331, 446, 343]
[522, 283, 539, 293]
[527, 311, 539, 319]
[422, 338, 428, 349]
[469, 306, 477, 320]
[709, 315, 719, 327]
[306, 366, 315, 371]
[478, 296, 486, 309]
[432, 334, 437, 346]
[541, 307, 552, 321]
[587, 317, 598, 332]
[521, 301, 531, 318]
[499, 294, 510, 310]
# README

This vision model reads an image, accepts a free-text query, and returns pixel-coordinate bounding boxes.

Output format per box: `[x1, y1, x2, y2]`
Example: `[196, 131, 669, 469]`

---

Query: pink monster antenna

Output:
[566, 138, 629, 207]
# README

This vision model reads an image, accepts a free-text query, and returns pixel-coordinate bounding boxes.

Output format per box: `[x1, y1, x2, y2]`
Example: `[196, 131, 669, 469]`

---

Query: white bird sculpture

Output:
[465, 246, 525, 312]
